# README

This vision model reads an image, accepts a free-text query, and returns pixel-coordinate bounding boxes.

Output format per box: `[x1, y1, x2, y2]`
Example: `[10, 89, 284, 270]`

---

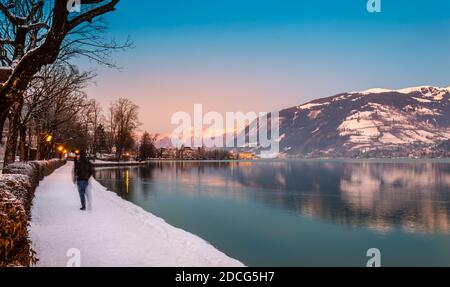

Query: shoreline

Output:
[90, 158, 450, 167]
[90, 161, 148, 167]
[29, 162, 244, 267]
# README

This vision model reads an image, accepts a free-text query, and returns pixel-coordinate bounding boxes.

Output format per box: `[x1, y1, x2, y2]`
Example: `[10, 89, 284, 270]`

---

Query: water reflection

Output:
[339, 163, 450, 234]
[233, 161, 450, 235]
[95, 161, 450, 235]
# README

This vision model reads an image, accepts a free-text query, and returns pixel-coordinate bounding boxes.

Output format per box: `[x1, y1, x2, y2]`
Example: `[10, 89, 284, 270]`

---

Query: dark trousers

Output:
[77, 180, 89, 208]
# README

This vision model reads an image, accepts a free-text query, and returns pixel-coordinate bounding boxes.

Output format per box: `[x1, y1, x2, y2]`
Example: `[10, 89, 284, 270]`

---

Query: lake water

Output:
[93, 160, 450, 267]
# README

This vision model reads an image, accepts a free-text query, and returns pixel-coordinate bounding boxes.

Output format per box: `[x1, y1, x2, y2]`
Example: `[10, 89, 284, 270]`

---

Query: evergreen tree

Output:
[139, 132, 157, 160]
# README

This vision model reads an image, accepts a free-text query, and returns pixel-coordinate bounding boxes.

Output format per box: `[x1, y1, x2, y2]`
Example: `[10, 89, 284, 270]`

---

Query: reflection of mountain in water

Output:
[95, 161, 450, 235]
[339, 163, 450, 234]
[232, 162, 450, 234]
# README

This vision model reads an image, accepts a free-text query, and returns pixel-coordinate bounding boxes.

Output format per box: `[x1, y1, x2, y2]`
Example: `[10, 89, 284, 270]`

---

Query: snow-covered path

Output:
[29, 162, 243, 267]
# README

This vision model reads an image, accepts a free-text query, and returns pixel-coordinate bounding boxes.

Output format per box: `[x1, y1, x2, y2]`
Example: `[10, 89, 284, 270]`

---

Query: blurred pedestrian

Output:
[73, 151, 93, 211]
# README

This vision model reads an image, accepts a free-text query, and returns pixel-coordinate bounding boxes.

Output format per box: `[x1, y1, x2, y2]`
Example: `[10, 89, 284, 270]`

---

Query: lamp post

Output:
[57, 146, 64, 159]
[42, 134, 53, 159]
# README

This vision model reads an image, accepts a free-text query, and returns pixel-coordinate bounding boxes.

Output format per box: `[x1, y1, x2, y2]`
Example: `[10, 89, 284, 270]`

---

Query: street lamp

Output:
[42, 134, 54, 160]
[57, 146, 64, 159]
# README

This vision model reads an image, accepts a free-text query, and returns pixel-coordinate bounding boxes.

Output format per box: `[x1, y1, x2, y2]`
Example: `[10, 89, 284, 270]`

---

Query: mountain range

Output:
[156, 86, 450, 158]
[276, 86, 450, 158]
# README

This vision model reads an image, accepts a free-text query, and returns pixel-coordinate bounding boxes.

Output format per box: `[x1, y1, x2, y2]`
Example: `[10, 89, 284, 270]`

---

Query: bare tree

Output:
[2, 63, 94, 164]
[107, 103, 116, 153]
[30, 66, 93, 160]
[85, 99, 103, 157]
[0, 0, 126, 164]
[76, 98, 103, 157]
[22, 63, 95, 161]
[3, 97, 22, 164]
[109, 98, 140, 160]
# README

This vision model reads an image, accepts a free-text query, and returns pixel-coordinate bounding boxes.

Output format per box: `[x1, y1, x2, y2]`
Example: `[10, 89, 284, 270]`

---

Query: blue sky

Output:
[81, 0, 450, 133]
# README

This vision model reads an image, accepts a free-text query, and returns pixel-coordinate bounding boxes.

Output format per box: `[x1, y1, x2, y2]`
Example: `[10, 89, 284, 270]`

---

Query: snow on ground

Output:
[29, 162, 243, 267]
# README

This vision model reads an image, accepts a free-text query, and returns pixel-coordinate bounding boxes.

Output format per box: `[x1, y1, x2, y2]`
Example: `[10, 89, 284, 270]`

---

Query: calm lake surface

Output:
[94, 160, 450, 267]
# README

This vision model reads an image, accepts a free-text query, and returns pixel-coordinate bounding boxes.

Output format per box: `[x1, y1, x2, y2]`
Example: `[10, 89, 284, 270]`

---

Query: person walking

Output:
[73, 152, 94, 211]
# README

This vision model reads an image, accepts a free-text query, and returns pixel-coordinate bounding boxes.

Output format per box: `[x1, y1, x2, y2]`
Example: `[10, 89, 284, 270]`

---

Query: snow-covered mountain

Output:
[277, 86, 450, 158]
[155, 135, 173, 149]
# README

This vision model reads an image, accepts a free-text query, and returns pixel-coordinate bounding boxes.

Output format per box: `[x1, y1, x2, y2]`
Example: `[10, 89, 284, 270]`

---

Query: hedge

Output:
[0, 159, 66, 267]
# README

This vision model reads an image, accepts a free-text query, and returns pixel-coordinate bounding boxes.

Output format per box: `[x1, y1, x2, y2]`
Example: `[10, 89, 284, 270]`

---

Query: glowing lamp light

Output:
[46, 135, 53, 142]
[75, 150, 80, 155]
[58, 146, 64, 152]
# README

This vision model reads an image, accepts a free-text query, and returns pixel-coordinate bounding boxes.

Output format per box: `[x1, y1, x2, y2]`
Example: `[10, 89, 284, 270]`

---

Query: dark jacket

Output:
[74, 159, 94, 181]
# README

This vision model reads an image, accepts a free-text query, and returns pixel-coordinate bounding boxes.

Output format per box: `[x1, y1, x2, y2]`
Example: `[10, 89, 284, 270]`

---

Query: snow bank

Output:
[0, 174, 32, 216]
[3, 159, 66, 190]
[29, 162, 244, 267]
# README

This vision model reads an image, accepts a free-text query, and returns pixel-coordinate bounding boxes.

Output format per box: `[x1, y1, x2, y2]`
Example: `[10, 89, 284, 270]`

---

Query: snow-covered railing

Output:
[0, 159, 66, 267]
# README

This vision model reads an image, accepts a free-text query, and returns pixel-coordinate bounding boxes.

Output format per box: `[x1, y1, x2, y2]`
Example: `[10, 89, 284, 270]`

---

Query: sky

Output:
[79, 0, 450, 134]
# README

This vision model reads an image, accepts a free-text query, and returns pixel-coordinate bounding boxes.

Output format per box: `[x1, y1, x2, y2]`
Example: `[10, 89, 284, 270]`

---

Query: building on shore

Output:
[155, 147, 244, 160]
[236, 151, 256, 160]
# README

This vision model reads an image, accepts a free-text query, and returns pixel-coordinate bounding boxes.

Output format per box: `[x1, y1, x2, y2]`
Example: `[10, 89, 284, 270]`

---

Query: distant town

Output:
[93, 147, 256, 162]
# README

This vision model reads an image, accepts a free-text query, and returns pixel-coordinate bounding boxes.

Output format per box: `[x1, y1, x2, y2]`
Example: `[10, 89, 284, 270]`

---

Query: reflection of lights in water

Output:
[125, 169, 129, 194]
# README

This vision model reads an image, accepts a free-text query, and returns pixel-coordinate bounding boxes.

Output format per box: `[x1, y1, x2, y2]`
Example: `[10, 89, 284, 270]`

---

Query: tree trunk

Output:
[93, 124, 98, 159]
[36, 126, 47, 160]
[0, 109, 7, 168]
[19, 123, 27, 161]
[27, 126, 33, 161]
[37, 136, 49, 160]
[3, 100, 23, 167]
[0, 109, 7, 146]
[37, 137, 44, 160]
